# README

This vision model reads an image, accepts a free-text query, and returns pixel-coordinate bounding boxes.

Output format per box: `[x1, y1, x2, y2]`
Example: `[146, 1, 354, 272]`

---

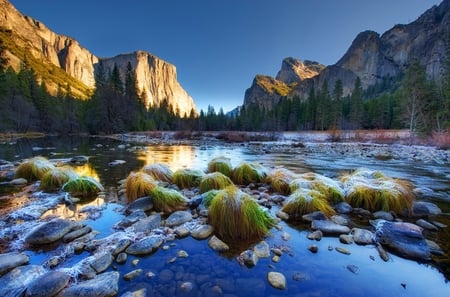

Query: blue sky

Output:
[10, 0, 442, 113]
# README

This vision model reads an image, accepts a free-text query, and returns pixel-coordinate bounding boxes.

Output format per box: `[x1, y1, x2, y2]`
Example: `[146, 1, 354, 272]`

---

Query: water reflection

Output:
[41, 197, 105, 221]
[70, 163, 100, 182]
[136, 145, 197, 171]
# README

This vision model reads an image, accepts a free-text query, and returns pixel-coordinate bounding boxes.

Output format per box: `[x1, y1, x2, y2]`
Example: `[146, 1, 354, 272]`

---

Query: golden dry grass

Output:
[266, 167, 297, 195]
[149, 186, 188, 213]
[282, 188, 336, 219]
[290, 172, 345, 204]
[172, 169, 204, 189]
[208, 186, 275, 241]
[15, 157, 55, 181]
[142, 163, 173, 183]
[232, 162, 267, 185]
[40, 167, 79, 192]
[62, 176, 104, 198]
[125, 171, 158, 202]
[207, 156, 233, 177]
[199, 172, 234, 193]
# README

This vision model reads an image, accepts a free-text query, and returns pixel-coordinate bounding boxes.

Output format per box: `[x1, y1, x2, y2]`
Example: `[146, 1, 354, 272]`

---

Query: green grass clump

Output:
[15, 157, 55, 182]
[40, 167, 79, 192]
[282, 188, 336, 219]
[290, 172, 345, 204]
[232, 162, 267, 185]
[208, 186, 275, 241]
[266, 167, 297, 195]
[201, 190, 220, 207]
[62, 176, 104, 198]
[125, 171, 158, 202]
[149, 186, 188, 213]
[342, 168, 415, 214]
[142, 163, 173, 183]
[207, 156, 233, 177]
[172, 169, 204, 189]
[199, 172, 234, 193]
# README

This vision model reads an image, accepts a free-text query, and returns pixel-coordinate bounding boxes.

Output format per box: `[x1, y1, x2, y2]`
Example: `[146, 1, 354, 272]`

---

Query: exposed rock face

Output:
[0, 0, 196, 115]
[276, 57, 325, 84]
[244, 0, 449, 110]
[100, 51, 196, 114]
[244, 58, 324, 109]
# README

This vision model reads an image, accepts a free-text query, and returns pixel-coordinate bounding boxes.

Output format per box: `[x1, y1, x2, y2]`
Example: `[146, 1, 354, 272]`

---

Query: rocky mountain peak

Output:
[276, 57, 325, 84]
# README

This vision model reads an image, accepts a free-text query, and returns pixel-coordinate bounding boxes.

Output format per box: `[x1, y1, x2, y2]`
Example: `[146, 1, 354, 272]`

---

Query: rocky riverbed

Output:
[0, 137, 449, 296]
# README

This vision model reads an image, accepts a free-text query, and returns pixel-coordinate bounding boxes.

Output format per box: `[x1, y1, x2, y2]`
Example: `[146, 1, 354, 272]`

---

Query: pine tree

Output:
[349, 77, 363, 129]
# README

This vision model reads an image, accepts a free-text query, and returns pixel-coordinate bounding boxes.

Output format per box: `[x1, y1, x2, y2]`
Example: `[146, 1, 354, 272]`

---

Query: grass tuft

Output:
[207, 156, 233, 177]
[200, 190, 220, 207]
[62, 176, 104, 198]
[232, 162, 267, 185]
[149, 186, 188, 213]
[282, 188, 336, 219]
[15, 157, 55, 181]
[172, 169, 204, 189]
[40, 167, 79, 192]
[290, 172, 345, 204]
[208, 186, 275, 241]
[341, 168, 415, 214]
[266, 167, 297, 195]
[142, 163, 173, 183]
[199, 172, 234, 193]
[125, 171, 158, 202]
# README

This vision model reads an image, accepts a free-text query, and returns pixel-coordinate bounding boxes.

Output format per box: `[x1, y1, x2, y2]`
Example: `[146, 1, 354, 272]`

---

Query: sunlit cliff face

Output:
[136, 145, 197, 171]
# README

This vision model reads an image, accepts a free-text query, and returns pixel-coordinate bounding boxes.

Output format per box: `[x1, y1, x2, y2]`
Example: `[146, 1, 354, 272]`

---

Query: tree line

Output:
[0, 49, 448, 135]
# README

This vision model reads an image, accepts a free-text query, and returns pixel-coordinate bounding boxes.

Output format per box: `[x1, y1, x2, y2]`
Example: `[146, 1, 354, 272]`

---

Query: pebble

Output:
[308, 245, 318, 253]
[116, 253, 127, 264]
[339, 234, 354, 244]
[123, 269, 143, 281]
[307, 230, 323, 241]
[267, 272, 286, 290]
[335, 247, 351, 255]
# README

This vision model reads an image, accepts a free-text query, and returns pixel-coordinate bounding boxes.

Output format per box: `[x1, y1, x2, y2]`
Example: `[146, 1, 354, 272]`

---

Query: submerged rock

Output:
[60, 271, 119, 297]
[0, 265, 46, 297]
[25, 270, 70, 297]
[311, 220, 350, 236]
[351, 228, 374, 245]
[124, 197, 153, 214]
[375, 220, 431, 261]
[208, 235, 230, 252]
[25, 219, 75, 245]
[267, 272, 286, 290]
[253, 241, 270, 258]
[191, 224, 214, 239]
[0, 252, 29, 276]
[125, 236, 163, 255]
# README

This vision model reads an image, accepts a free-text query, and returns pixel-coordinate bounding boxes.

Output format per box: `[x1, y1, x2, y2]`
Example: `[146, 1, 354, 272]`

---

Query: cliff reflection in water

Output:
[71, 163, 100, 182]
[136, 145, 197, 170]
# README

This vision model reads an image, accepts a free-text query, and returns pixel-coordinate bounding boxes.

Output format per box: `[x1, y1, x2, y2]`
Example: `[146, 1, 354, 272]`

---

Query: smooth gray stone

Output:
[132, 213, 161, 233]
[0, 265, 46, 297]
[25, 270, 70, 297]
[60, 271, 119, 297]
[125, 196, 154, 214]
[165, 211, 192, 227]
[311, 219, 351, 236]
[25, 219, 74, 245]
[0, 252, 29, 276]
[125, 236, 163, 255]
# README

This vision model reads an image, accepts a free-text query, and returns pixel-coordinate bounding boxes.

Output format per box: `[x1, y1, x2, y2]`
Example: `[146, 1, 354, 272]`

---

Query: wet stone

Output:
[331, 215, 349, 226]
[267, 272, 286, 290]
[25, 270, 70, 297]
[70, 155, 89, 165]
[10, 178, 27, 186]
[272, 248, 283, 256]
[240, 250, 258, 267]
[116, 252, 127, 264]
[311, 219, 351, 236]
[426, 239, 445, 256]
[123, 269, 143, 281]
[63, 225, 92, 242]
[302, 211, 327, 222]
[208, 235, 230, 252]
[89, 253, 113, 274]
[71, 241, 85, 254]
[191, 224, 214, 239]
[125, 197, 153, 215]
[415, 219, 438, 231]
[60, 271, 119, 297]
[174, 226, 190, 238]
[339, 234, 354, 244]
[253, 241, 270, 258]
[346, 265, 359, 275]
[375, 220, 431, 261]
[373, 211, 394, 221]
[112, 239, 132, 256]
[132, 213, 161, 233]
[335, 247, 351, 255]
[116, 210, 147, 229]
[165, 210, 192, 227]
[351, 228, 374, 245]
[125, 236, 163, 255]
[276, 210, 289, 220]
[308, 245, 318, 253]
[307, 230, 323, 241]
[412, 201, 442, 217]
[334, 202, 353, 214]
[121, 288, 147, 297]
[0, 265, 46, 297]
[25, 219, 74, 245]
[0, 252, 29, 276]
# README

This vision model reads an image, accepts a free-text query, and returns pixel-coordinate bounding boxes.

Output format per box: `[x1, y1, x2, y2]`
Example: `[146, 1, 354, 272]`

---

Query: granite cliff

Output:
[0, 0, 196, 115]
[244, 0, 449, 109]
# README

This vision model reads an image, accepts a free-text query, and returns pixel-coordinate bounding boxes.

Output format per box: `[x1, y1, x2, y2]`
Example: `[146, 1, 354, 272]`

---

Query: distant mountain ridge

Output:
[0, 0, 197, 115]
[244, 0, 450, 109]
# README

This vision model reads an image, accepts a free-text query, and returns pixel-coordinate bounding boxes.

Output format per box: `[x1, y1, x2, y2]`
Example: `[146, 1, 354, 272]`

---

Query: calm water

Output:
[0, 136, 449, 297]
